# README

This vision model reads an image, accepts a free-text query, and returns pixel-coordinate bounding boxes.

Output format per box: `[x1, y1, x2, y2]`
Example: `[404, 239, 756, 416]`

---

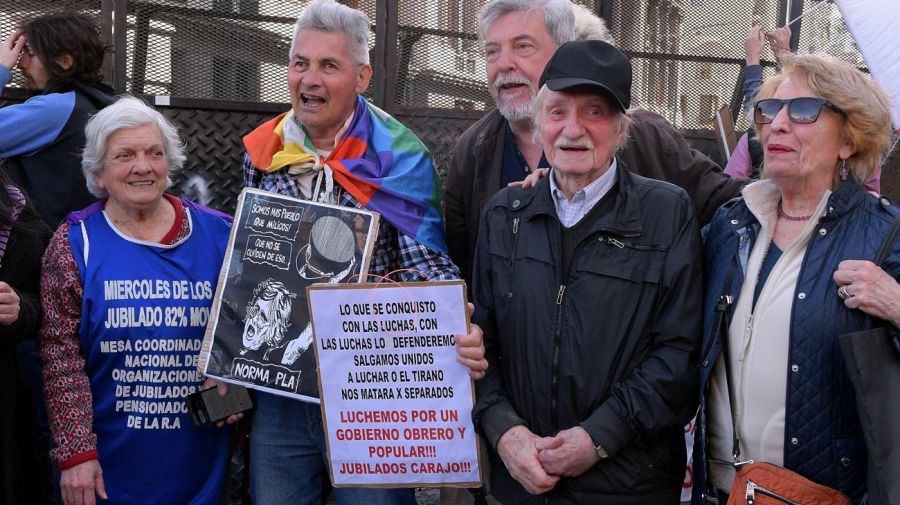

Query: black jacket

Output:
[0, 198, 52, 505]
[445, 108, 745, 283]
[472, 161, 703, 504]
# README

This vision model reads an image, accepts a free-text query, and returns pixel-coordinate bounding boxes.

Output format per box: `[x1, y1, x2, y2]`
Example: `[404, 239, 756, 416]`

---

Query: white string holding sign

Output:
[785, 0, 832, 28]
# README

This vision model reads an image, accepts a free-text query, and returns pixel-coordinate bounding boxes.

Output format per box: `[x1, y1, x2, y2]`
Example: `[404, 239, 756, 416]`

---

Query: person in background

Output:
[0, 15, 115, 502]
[40, 97, 238, 505]
[694, 53, 899, 504]
[0, 12, 114, 227]
[571, 3, 609, 41]
[0, 167, 52, 505]
[723, 132, 757, 179]
[724, 25, 791, 181]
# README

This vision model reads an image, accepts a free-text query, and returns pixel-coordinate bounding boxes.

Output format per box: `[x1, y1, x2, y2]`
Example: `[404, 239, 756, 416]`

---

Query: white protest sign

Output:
[308, 280, 481, 487]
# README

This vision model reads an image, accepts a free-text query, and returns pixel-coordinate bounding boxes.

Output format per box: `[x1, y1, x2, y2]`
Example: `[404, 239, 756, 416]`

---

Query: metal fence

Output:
[121, 0, 378, 103]
[0, 0, 880, 213]
[601, 0, 863, 130]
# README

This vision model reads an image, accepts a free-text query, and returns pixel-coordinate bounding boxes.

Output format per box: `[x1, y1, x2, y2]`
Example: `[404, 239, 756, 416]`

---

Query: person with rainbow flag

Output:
[240, 1, 486, 503]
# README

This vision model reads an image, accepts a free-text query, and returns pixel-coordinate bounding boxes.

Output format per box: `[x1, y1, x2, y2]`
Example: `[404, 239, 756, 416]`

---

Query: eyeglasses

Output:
[753, 97, 844, 125]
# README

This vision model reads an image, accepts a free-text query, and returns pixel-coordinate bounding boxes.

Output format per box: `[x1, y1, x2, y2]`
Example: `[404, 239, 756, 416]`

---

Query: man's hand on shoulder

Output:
[512, 168, 549, 190]
[497, 425, 561, 495]
[536, 426, 601, 477]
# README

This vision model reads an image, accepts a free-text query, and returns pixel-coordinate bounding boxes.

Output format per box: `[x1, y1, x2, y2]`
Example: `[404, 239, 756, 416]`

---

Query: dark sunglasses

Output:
[754, 97, 844, 125]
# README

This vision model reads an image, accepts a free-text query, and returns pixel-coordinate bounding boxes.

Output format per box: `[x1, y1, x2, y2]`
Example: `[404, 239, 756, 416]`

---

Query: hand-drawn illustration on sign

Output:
[201, 188, 379, 402]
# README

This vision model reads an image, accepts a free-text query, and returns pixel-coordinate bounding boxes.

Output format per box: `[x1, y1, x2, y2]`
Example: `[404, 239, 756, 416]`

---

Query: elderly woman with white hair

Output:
[40, 96, 235, 505]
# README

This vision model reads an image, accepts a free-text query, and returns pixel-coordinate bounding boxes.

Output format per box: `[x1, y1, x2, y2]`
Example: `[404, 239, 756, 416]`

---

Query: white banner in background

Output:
[834, 0, 900, 130]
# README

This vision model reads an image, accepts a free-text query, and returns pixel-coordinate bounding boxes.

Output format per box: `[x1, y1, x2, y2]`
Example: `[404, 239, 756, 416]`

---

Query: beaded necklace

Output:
[777, 201, 813, 221]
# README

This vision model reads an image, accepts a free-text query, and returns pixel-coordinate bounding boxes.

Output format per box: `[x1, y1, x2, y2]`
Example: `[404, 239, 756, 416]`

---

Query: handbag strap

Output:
[873, 215, 900, 267]
[712, 262, 744, 464]
[872, 215, 900, 353]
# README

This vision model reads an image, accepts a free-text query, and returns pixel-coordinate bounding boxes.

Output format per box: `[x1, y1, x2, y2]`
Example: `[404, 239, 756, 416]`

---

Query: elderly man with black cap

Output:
[471, 40, 702, 504]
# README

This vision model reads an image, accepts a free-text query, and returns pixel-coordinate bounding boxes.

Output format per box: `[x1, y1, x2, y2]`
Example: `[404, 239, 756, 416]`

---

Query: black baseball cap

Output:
[539, 40, 632, 112]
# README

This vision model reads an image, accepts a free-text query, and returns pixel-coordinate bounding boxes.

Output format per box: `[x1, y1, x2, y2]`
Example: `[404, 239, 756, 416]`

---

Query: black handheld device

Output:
[186, 384, 253, 427]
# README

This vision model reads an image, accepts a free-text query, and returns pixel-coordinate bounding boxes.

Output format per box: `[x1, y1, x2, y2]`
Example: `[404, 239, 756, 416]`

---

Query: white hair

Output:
[81, 96, 184, 199]
[291, 0, 370, 65]
[477, 0, 575, 46]
[571, 3, 615, 44]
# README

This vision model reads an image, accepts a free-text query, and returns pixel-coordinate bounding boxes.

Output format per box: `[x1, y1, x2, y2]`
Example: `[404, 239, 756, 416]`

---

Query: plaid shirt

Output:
[243, 153, 459, 282]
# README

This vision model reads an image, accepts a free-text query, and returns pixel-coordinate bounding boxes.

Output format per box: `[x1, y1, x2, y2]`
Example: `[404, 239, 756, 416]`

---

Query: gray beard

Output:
[497, 98, 535, 124]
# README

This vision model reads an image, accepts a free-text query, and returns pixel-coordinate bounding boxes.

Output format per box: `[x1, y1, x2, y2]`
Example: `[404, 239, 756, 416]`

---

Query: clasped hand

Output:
[0, 282, 20, 325]
[496, 425, 600, 495]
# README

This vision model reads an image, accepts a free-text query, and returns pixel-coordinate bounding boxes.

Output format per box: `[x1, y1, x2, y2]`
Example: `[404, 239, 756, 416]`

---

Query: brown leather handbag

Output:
[727, 462, 850, 505]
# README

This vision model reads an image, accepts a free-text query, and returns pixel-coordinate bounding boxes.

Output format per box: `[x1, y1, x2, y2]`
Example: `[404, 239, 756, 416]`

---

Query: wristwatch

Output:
[595, 442, 609, 460]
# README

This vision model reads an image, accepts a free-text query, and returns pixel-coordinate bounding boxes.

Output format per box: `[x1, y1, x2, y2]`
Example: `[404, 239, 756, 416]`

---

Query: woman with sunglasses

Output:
[692, 53, 899, 504]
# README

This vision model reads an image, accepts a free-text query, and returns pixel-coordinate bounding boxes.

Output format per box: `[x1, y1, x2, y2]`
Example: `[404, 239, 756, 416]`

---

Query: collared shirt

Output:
[243, 154, 459, 283]
[501, 124, 549, 186]
[549, 158, 618, 227]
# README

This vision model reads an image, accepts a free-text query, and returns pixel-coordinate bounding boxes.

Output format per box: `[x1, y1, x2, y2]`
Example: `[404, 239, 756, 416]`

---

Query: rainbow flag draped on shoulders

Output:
[243, 95, 447, 254]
